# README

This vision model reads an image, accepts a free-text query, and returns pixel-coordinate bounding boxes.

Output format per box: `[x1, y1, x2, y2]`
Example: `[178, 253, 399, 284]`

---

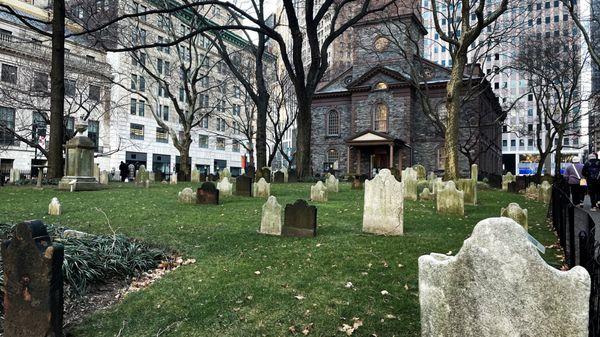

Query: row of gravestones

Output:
[177, 176, 273, 205]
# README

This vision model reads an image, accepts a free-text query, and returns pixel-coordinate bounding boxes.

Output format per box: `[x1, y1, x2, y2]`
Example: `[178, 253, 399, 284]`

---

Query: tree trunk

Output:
[535, 152, 549, 179]
[177, 139, 191, 182]
[295, 94, 312, 179]
[47, 0, 65, 179]
[554, 139, 564, 178]
[255, 98, 268, 169]
[443, 55, 466, 181]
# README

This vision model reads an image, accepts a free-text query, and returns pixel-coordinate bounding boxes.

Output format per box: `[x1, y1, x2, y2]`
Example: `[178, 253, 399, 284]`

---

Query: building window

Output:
[217, 117, 227, 132]
[138, 100, 145, 116]
[131, 74, 137, 90]
[327, 148, 339, 163]
[88, 120, 99, 150]
[1, 64, 17, 84]
[216, 137, 226, 150]
[130, 123, 144, 140]
[162, 105, 169, 121]
[32, 111, 47, 139]
[0, 106, 16, 145]
[33, 72, 48, 92]
[199, 134, 209, 148]
[232, 141, 240, 152]
[373, 103, 388, 132]
[232, 104, 240, 116]
[156, 127, 168, 143]
[327, 110, 340, 136]
[437, 146, 446, 170]
[65, 79, 76, 97]
[89, 85, 101, 101]
[130, 98, 137, 115]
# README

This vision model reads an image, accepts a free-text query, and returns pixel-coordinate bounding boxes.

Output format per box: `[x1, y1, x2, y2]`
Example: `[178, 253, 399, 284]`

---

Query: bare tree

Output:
[267, 71, 298, 167]
[512, 34, 591, 177]
[562, 0, 600, 68]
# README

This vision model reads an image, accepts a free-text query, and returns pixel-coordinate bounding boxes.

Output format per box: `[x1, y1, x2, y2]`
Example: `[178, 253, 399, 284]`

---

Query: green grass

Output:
[0, 182, 560, 337]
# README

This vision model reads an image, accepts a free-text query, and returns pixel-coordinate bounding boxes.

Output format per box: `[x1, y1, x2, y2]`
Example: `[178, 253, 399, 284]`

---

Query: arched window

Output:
[327, 149, 339, 163]
[373, 103, 388, 132]
[437, 146, 447, 170]
[327, 110, 340, 136]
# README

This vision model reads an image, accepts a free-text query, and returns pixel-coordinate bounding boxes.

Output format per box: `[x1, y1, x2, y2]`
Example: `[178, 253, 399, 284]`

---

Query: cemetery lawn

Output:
[0, 183, 561, 337]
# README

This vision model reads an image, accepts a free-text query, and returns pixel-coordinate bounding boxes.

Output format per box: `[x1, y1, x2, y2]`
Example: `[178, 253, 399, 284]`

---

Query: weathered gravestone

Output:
[351, 175, 363, 189]
[280, 167, 289, 183]
[310, 181, 328, 202]
[525, 182, 539, 200]
[260, 196, 282, 235]
[402, 167, 418, 201]
[419, 187, 434, 201]
[436, 181, 464, 216]
[191, 168, 200, 183]
[2, 220, 64, 337]
[197, 182, 219, 205]
[128, 164, 135, 181]
[539, 180, 552, 204]
[93, 164, 100, 182]
[135, 165, 149, 186]
[362, 169, 404, 236]
[325, 174, 339, 193]
[413, 164, 426, 180]
[418, 217, 590, 337]
[208, 173, 219, 182]
[235, 175, 253, 197]
[99, 170, 109, 185]
[470, 164, 478, 182]
[170, 173, 178, 185]
[216, 177, 233, 197]
[282, 200, 317, 237]
[501, 202, 528, 230]
[9, 168, 20, 183]
[177, 187, 195, 204]
[257, 167, 272, 183]
[273, 171, 285, 183]
[253, 178, 271, 198]
[502, 172, 515, 191]
[456, 179, 477, 206]
[57, 119, 100, 191]
[48, 197, 61, 216]
[220, 168, 232, 181]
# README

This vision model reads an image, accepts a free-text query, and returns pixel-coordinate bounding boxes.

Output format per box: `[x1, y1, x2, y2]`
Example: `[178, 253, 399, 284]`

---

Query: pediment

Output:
[346, 66, 410, 89]
[352, 132, 391, 142]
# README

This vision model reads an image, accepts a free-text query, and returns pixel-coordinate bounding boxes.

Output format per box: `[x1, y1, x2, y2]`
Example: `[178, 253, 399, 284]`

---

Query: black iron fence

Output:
[551, 179, 600, 337]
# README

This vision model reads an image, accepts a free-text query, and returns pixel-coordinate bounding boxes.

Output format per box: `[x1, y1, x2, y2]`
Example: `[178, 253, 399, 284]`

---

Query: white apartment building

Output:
[0, 0, 258, 179]
[421, 0, 590, 175]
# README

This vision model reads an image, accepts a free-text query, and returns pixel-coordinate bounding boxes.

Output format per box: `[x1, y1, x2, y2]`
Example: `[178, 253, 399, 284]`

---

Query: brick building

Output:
[310, 9, 503, 178]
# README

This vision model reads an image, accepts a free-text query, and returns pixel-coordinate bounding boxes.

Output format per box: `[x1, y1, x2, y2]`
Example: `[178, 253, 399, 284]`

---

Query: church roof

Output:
[345, 130, 406, 146]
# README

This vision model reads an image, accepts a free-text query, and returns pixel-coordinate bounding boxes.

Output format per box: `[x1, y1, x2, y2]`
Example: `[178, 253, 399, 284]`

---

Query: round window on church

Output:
[374, 82, 388, 91]
[374, 36, 390, 52]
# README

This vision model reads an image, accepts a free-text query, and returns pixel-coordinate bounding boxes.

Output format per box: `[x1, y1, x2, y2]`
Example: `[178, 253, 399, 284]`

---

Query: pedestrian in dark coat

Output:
[583, 153, 600, 208]
[564, 157, 585, 205]
[119, 161, 128, 182]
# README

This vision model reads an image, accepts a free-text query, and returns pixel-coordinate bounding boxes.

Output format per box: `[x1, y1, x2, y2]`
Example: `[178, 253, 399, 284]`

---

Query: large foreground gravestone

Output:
[325, 174, 339, 193]
[58, 119, 100, 191]
[282, 200, 317, 237]
[501, 202, 528, 230]
[260, 196, 282, 235]
[310, 181, 328, 202]
[418, 217, 590, 337]
[436, 181, 464, 216]
[235, 175, 253, 197]
[197, 182, 219, 205]
[177, 188, 195, 204]
[253, 178, 271, 198]
[2, 221, 64, 337]
[216, 177, 233, 197]
[363, 169, 404, 235]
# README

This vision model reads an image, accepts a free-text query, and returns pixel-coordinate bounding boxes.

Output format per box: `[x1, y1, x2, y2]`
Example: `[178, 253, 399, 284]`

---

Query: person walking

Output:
[583, 153, 600, 208]
[564, 157, 585, 205]
[119, 161, 128, 182]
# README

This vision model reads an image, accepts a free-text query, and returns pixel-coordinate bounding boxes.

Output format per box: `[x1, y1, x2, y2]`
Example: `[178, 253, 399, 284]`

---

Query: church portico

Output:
[346, 131, 407, 178]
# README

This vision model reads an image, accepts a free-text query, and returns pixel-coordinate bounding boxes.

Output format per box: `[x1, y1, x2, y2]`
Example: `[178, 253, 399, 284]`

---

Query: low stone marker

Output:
[501, 202, 528, 230]
[2, 220, 64, 337]
[260, 196, 282, 235]
[539, 181, 552, 203]
[177, 188, 195, 204]
[436, 181, 464, 216]
[402, 167, 418, 201]
[170, 173, 178, 185]
[197, 182, 219, 205]
[273, 171, 285, 183]
[235, 175, 253, 197]
[419, 187, 434, 201]
[325, 174, 339, 193]
[280, 167, 289, 183]
[362, 169, 404, 235]
[99, 171, 109, 185]
[191, 169, 200, 183]
[216, 177, 233, 197]
[9, 168, 20, 183]
[525, 182, 539, 200]
[282, 199, 317, 237]
[48, 198, 62, 216]
[253, 178, 270, 198]
[93, 163, 100, 182]
[418, 217, 590, 337]
[310, 181, 328, 202]
[501, 172, 515, 191]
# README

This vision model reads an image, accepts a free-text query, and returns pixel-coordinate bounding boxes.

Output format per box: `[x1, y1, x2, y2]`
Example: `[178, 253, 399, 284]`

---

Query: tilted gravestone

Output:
[419, 217, 590, 337]
[2, 220, 64, 337]
[436, 181, 464, 216]
[501, 202, 528, 230]
[282, 199, 317, 237]
[48, 197, 61, 216]
[235, 175, 253, 197]
[363, 169, 404, 236]
[325, 174, 339, 193]
[260, 196, 282, 236]
[273, 171, 285, 183]
[310, 181, 328, 202]
[197, 182, 219, 205]
[216, 177, 233, 197]
[253, 178, 271, 198]
[177, 187, 195, 204]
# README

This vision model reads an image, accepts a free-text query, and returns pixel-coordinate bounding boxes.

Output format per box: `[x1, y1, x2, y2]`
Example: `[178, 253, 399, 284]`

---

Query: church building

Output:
[310, 5, 503, 178]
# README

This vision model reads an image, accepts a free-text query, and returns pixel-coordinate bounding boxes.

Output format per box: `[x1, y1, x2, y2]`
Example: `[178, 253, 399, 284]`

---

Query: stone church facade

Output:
[310, 9, 503, 178]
